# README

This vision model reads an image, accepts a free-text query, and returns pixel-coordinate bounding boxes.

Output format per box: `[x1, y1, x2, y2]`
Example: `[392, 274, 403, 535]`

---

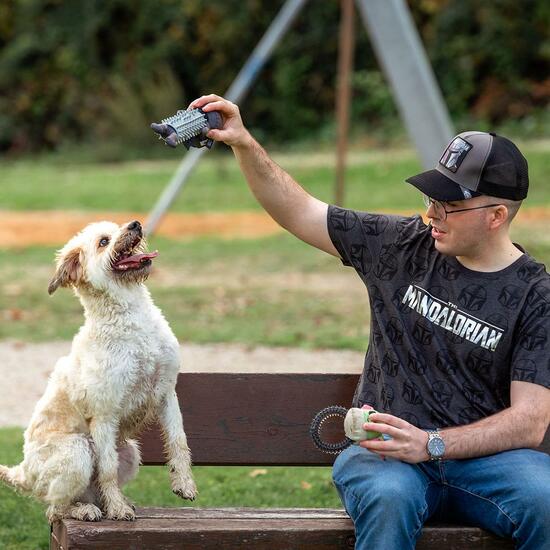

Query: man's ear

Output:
[48, 248, 84, 295]
[489, 205, 510, 230]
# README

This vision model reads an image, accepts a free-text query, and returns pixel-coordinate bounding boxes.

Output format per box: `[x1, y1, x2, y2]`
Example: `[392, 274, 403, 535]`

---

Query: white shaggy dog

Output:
[0, 220, 197, 522]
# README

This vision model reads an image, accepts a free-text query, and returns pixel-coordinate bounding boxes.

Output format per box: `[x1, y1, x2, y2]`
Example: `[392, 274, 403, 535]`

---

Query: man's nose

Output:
[425, 201, 438, 219]
[128, 220, 142, 235]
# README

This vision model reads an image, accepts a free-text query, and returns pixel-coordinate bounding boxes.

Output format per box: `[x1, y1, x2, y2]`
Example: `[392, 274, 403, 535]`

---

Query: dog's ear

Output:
[48, 248, 84, 295]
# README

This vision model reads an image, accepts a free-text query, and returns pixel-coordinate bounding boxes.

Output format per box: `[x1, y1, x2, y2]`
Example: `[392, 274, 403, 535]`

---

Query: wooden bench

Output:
[51, 373, 549, 549]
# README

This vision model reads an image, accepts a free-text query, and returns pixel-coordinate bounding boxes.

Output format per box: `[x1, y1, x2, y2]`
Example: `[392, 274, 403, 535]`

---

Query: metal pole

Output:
[334, 0, 356, 206]
[146, 0, 310, 235]
[355, 0, 454, 168]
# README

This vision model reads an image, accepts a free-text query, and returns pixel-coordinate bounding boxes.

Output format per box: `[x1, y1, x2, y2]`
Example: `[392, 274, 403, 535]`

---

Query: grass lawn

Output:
[0, 149, 423, 212]
[1, 227, 549, 346]
[0, 234, 371, 347]
[1, 142, 549, 213]
[1, 142, 549, 345]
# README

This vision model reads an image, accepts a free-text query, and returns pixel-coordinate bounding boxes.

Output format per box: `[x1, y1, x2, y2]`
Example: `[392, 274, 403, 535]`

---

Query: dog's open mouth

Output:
[113, 251, 159, 271]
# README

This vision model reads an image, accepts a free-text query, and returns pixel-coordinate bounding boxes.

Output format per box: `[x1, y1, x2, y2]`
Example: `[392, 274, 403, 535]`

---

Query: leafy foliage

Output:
[0, 0, 548, 153]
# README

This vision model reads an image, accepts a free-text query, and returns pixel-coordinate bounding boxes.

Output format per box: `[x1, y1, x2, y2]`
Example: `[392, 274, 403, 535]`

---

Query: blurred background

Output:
[1, 0, 549, 157]
[0, 1, 549, 547]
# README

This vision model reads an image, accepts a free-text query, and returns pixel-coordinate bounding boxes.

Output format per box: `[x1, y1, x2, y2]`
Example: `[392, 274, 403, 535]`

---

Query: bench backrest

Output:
[138, 373, 550, 466]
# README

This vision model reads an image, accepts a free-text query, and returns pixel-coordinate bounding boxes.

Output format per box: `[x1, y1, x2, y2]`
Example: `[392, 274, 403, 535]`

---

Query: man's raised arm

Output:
[189, 94, 340, 258]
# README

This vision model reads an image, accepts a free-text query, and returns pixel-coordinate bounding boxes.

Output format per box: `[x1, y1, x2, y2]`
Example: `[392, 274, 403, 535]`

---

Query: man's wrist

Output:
[231, 129, 255, 152]
[421, 430, 430, 461]
[425, 429, 446, 460]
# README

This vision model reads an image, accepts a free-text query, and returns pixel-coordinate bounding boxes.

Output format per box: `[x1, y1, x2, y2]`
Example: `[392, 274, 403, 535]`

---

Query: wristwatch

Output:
[425, 429, 445, 461]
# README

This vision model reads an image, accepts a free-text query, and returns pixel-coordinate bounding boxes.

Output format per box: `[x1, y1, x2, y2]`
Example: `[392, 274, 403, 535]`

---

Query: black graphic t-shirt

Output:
[327, 205, 550, 430]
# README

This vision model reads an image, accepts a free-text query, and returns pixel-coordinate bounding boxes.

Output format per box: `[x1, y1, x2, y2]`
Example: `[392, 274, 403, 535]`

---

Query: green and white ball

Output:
[344, 408, 382, 441]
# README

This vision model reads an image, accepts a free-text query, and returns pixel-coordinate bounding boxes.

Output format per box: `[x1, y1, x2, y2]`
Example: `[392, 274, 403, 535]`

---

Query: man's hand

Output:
[359, 412, 430, 464]
[189, 94, 250, 148]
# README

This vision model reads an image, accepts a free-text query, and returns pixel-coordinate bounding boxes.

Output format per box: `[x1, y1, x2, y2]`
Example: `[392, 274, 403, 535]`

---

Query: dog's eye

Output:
[98, 237, 110, 248]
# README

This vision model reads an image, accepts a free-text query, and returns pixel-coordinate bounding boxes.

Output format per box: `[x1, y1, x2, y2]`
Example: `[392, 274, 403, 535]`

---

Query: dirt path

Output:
[1, 207, 549, 248]
[0, 341, 363, 428]
[0, 210, 282, 248]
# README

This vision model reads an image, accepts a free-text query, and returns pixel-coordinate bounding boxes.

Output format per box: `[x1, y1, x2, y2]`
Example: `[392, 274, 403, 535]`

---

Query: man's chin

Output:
[433, 239, 454, 256]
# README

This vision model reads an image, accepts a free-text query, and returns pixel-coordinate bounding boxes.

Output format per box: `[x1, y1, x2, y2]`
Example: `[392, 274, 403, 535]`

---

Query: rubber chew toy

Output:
[310, 406, 383, 454]
[151, 108, 223, 149]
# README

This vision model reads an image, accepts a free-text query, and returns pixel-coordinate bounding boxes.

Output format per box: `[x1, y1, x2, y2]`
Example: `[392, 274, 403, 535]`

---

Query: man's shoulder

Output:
[514, 256, 550, 318]
[516, 254, 550, 286]
[327, 204, 427, 236]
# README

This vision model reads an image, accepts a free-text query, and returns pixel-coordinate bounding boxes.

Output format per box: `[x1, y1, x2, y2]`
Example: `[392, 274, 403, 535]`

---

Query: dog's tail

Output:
[0, 464, 29, 493]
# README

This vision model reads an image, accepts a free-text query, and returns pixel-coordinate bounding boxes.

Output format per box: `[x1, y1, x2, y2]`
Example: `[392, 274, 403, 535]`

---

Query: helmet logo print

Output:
[439, 137, 472, 173]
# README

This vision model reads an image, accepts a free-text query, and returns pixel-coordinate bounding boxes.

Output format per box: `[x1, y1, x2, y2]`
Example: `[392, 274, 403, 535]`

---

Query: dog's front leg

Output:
[158, 390, 197, 500]
[89, 419, 135, 520]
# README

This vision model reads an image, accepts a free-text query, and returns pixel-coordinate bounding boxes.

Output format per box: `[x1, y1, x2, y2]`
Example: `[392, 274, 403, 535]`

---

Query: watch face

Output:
[428, 436, 445, 458]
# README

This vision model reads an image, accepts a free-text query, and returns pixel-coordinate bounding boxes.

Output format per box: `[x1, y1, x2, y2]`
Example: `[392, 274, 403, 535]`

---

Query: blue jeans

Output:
[332, 444, 550, 550]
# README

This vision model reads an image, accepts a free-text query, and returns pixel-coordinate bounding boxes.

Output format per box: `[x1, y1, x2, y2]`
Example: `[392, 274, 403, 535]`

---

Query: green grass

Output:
[1, 143, 550, 345]
[0, 146, 413, 348]
[1, 143, 549, 212]
[2, 226, 550, 345]
[0, 427, 340, 549]
[0, 234, 371, 347]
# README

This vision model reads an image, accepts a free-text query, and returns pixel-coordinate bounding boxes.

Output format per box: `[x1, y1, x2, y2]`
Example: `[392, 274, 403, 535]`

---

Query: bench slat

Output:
[139, 373, 357, 466]
[138, 373, 549, 465]
[134, 507, 351, 519]
[51, 508, 514, 550]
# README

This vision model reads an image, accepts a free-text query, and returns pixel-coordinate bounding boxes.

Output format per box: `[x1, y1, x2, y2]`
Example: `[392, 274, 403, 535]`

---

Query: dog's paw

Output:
[104, 502, 136, 521]
[122, 495, 136, 512]
[172, 477, 198, 501]
[70, 503, 103, 522]
[46, 505, 67, 524]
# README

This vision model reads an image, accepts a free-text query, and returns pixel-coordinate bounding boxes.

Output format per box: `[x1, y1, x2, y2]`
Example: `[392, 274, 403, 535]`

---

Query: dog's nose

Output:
[128, 220, 142, 234]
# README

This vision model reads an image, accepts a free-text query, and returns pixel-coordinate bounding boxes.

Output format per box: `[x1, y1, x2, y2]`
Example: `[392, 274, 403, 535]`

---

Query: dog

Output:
[0, 220, 197, 522]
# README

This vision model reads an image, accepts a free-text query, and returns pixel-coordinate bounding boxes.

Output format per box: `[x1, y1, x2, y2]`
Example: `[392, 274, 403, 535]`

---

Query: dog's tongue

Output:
[115, 251, 159, 267]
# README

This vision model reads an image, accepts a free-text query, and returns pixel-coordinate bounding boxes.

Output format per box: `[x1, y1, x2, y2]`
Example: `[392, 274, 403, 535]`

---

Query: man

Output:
[189, 94, 550, 549]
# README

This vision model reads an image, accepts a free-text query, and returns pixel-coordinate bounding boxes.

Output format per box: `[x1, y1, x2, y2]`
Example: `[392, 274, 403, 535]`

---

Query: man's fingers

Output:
[363, 422, 399, 439]
[206, 129, 225, 141]
[201, 100, 235, 115]
[359, 438, 399, 453]
[189, 94, 226, 110]
[189, 97, 238, 120]
[369, 412, 408, 428]
[186, 94, 247, 147]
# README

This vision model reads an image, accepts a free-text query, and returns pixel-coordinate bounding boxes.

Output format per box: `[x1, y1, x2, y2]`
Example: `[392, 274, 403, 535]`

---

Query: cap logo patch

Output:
[439, 137, 472, 173]
[461, 186, 472, 199]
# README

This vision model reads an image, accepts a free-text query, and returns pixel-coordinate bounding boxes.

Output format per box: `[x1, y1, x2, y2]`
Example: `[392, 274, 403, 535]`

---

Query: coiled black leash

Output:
[309, 405, 353, 455]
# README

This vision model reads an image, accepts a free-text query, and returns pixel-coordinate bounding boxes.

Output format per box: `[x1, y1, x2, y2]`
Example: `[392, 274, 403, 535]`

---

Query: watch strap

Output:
[425, 429, 444, 461]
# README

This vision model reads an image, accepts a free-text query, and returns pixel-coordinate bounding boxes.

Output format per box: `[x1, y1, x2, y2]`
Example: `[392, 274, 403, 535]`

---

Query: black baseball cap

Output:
[406, 131, 529, 201]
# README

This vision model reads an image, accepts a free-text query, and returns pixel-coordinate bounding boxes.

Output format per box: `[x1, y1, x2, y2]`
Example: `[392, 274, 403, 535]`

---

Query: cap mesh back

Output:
[480, 135, 529, 200]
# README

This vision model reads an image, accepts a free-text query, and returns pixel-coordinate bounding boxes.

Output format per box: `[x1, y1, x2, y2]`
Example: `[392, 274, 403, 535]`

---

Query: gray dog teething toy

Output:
[151, 108, 223, 149]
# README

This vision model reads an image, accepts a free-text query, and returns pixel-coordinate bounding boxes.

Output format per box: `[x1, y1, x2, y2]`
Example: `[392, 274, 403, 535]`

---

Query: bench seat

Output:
[51, 507, 514, 550]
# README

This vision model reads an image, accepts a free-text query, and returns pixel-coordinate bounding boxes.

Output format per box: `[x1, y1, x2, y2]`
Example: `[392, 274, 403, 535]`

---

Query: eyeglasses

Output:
[422, 196, 502, 221]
